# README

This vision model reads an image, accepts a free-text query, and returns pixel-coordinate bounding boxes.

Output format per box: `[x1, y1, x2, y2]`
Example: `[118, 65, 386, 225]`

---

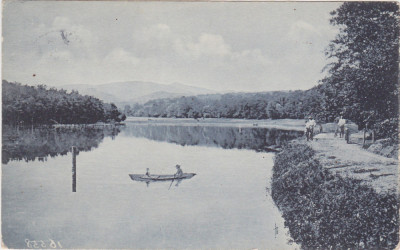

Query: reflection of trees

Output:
[122, 125, 302, 151]
[2, 126, 120, 164]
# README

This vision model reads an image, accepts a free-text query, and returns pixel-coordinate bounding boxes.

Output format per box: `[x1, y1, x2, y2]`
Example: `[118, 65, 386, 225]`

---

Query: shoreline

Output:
[271, 139, 399, 249]
[2, 122, 126, 129]
[126, 117, 305, 131]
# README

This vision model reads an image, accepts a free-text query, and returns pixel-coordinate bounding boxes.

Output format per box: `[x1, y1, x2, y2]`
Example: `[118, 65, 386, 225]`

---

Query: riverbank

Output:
[52, 122, 125, 129]
[126, 117, 305, 131]
[271, 139, 399, 249]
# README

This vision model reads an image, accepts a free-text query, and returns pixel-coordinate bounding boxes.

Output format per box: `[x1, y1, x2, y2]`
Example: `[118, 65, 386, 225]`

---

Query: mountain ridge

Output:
[60, 81, 218, 107]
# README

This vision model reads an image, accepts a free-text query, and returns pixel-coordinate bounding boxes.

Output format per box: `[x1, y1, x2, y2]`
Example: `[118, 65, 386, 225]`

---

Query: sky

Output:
[2, 1, 342, 92]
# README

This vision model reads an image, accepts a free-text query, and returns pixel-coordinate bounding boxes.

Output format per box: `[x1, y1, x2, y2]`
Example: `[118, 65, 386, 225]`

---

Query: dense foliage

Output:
[320, 2, 399, 134]
[2, 80, 126, 125]
[271, 142, 399, 249]
[125, 89, 324, 121]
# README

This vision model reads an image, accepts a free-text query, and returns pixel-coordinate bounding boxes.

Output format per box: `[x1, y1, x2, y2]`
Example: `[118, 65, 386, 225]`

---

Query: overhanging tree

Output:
[322, 2, 399, 131]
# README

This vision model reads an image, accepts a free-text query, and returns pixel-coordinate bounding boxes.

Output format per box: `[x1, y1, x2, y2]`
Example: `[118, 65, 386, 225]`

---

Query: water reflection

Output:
[122, 124, 303, 151]
[2, 124, 302, 165]
[2, 122, 299, 249]
[2, 126, 120, 164]
[146, 178, 183, 188]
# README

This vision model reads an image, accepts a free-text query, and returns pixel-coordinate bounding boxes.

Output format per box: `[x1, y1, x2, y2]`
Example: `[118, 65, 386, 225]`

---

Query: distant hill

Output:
[60, 81, 217, 107]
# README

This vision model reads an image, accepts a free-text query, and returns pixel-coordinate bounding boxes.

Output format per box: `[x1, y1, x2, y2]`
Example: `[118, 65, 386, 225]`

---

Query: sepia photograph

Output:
[2, 1, 399, 249]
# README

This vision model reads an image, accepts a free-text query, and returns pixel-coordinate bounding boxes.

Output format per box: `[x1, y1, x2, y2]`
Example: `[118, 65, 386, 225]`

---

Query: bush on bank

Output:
[271, 142, 399, 249]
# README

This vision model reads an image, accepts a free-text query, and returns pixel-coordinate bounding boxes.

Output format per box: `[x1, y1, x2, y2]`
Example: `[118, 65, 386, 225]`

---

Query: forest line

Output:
[2, 80, 126, 126]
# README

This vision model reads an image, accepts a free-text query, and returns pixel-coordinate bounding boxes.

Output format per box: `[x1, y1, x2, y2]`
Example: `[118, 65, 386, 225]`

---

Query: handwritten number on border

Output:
[25, 239, 62, 248]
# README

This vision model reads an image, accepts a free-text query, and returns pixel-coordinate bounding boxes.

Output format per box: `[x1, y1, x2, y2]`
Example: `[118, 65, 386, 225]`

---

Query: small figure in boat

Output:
[145, 168, 150, 177]
[175, 164, 183, 177]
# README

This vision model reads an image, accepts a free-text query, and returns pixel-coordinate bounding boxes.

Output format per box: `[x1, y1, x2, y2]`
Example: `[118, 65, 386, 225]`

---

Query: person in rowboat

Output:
[175, 164, 183, 177]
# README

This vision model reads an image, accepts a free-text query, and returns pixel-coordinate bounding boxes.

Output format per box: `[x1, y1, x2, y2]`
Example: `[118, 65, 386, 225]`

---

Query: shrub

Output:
[373, 118, 399, 141]
[271, 141, 399, 249]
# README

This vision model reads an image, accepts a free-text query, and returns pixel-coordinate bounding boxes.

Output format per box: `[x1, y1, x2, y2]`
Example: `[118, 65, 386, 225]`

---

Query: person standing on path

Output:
[305, 116, 316, 141]
[338, 116, 346, 138]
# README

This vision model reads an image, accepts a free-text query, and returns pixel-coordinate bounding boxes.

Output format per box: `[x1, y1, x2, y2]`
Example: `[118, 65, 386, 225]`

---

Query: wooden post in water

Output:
[72, 146, 77, 192]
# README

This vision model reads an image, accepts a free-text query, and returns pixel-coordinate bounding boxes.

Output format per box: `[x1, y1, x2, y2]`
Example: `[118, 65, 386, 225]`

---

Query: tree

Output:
[2, 80, 123, 125]
[266, 101, 279, 119]
[322, 2, 399, 129]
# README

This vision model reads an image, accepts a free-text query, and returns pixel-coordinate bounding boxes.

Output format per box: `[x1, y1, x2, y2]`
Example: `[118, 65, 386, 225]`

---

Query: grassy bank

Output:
[366, 138, 399, 159]
[271, 141, 399, 249]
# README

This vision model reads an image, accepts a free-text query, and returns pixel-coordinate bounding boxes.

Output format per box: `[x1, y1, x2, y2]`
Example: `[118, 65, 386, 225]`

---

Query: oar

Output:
[168, 174, 176, 190]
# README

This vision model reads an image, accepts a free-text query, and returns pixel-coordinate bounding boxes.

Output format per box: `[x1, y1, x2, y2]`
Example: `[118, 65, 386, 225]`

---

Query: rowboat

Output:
[129, 173, 196, 182]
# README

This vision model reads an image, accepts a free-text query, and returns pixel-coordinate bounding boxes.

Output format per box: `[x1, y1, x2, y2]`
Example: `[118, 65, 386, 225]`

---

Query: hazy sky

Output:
[3, 1, 341, 92]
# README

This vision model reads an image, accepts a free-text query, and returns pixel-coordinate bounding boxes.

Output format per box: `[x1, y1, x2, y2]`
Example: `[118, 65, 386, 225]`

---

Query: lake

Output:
[2, 118, 303, 249]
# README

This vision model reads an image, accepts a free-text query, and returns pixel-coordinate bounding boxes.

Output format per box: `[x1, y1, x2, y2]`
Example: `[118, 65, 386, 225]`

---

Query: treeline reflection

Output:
[2, 126, 120, 164]
[122, 125, 303, 151]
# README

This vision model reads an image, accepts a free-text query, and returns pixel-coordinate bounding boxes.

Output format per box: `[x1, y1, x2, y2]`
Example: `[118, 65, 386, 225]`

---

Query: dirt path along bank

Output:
[310, 133, 398, 195]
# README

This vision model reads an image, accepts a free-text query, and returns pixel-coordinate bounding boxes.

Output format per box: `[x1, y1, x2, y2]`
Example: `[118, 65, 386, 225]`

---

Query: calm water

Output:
[2, 120, 301, 249]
